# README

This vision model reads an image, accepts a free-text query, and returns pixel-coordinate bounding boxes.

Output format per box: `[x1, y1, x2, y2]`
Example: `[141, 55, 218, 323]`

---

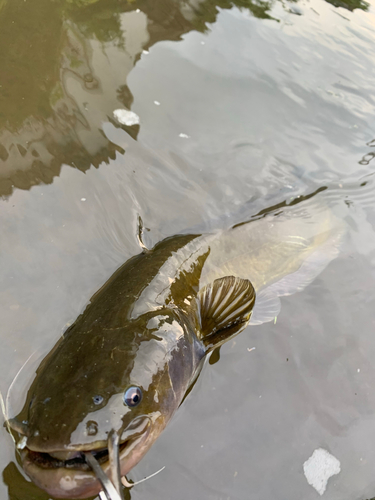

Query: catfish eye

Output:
[124, 387, 142, 407]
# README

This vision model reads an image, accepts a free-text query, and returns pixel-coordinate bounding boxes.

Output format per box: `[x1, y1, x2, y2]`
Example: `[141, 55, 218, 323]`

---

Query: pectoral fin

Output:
[197, 276, 255, 352]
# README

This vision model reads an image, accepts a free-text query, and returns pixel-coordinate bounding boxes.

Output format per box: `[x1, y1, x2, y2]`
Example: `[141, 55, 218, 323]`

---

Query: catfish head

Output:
[8, 275, 255, 498]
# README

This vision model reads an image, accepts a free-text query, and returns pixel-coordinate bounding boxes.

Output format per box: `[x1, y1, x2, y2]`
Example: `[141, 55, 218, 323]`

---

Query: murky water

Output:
[1, 0, 375, 498]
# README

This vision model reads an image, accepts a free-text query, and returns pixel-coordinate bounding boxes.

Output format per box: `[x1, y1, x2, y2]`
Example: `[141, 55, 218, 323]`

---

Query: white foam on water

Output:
[113, 109, 140, 126]
[303, 448, 341, 495]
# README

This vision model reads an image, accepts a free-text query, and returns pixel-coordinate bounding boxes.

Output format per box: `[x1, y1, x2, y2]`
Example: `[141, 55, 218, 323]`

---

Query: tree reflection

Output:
[0, 0, 369, 197]
[324, 0, 368, 10]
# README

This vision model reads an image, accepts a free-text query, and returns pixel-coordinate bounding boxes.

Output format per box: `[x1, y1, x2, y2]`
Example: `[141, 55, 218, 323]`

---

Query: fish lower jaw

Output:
[20, 431, 154, 498]
[22, 458, 101, 499]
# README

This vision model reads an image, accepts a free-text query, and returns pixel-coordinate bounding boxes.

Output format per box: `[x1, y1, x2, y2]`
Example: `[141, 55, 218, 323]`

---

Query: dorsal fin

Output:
[197, 276, 255, 352]
[137, 215, 150, 253]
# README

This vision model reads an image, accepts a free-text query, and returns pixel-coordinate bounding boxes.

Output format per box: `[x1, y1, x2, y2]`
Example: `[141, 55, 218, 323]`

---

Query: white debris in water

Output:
[303, 448, 341, 495]
[179, 133, 189, 138]
[113, 109, 140, 126]
[80, 198, 86, 202]
[142, 50, 149, 55]
[357, 368, 360, 373]
[154, 101, 161, 106]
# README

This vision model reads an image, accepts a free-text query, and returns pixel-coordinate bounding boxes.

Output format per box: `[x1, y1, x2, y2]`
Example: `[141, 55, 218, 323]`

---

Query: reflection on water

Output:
[0, 0, 369, 196]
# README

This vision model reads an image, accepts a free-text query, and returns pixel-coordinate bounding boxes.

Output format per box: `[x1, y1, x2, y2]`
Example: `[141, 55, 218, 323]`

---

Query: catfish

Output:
[7, 193, 344, 499]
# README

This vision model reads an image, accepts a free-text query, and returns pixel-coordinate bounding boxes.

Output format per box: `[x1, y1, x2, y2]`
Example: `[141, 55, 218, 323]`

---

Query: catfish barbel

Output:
[7, 191, 344, 499]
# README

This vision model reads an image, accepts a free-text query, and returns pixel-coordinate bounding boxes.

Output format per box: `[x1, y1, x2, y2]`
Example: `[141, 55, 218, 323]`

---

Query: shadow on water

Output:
[2, 461, 132, 500]
[3, 462, 50, 500]
[0, 0, 368, 197]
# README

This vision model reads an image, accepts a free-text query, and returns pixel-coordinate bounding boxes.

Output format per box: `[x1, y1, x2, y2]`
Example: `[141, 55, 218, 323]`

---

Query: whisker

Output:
[121, 465, 165, 488]
[6, 352, 36, 418]
[0, 352, 37, 449]
[0, 390, 16, 446]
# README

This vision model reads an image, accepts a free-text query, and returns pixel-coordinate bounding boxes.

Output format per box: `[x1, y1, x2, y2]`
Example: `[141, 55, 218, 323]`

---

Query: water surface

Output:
[1, 0, 375, 498]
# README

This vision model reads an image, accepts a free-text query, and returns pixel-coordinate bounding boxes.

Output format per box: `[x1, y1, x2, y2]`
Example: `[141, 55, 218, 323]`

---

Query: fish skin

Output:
[10, 234, 214, 498]
[9, 194, 344, 499]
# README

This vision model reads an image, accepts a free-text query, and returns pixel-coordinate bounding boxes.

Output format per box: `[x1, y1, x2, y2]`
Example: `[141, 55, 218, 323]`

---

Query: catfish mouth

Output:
[8, 415, 159, 498]
[24, 438, 133, 471]
[10, 413, 152, 470]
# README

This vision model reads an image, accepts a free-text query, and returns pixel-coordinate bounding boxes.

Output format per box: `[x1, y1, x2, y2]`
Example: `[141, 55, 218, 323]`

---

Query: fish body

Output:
[9, 194, 344, 498]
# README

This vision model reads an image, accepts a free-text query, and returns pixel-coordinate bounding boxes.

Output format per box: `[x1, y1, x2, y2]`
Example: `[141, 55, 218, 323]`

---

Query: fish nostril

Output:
[86, 420, 98, 436]
[92, 395, 103, 405]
